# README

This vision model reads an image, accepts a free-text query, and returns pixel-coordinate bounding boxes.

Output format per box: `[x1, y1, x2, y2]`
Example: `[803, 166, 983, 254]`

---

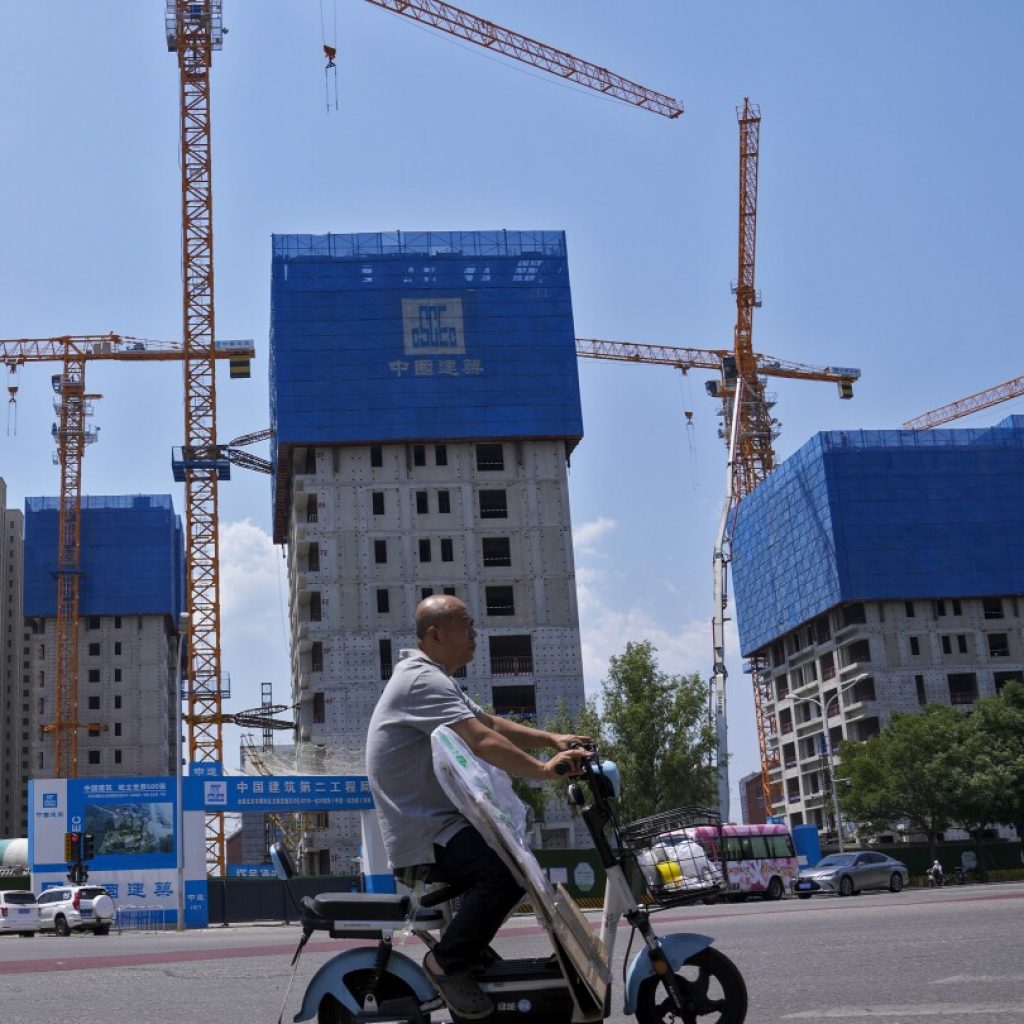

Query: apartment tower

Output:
[24, 495, 185, 779]
[0, 479, 28, 836]
[731, 418, 1024, 834]
[270, 230, 588, 873]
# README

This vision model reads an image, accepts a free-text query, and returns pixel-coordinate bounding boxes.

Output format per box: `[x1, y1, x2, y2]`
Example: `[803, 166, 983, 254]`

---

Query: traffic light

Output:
[82, 833, 95, 861]
[64, 831, 81, 862]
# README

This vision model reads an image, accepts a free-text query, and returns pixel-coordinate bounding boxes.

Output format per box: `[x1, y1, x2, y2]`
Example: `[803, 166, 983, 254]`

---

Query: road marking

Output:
[784, 1004, 1023, 1018]
[932, 975, 1024, 985]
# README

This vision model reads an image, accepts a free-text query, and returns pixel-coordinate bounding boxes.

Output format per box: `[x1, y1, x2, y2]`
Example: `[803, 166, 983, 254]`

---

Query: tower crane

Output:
[576, 100, 861, 820]
[903, 372, 1024, 430]
[164, 0, 679, 871]
[1, 335, 253, 779]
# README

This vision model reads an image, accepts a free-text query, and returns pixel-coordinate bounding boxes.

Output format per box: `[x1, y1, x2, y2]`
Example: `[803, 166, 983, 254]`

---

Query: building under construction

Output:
[24, 495, 185, 779]
[270, 230, 589, 873]
[0, 479, 28, 837]
[731, 416, 1024, 834]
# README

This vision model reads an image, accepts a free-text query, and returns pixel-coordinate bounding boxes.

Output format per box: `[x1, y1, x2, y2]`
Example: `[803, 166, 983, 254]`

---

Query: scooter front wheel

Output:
[635, 947, 747, 1024]
[316, 968, 430, 1024]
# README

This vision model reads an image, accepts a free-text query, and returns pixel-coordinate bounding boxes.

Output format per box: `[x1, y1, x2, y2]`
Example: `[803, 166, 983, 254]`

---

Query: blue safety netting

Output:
[23, 495, 185, 619]
[731, 416, 1024, 654]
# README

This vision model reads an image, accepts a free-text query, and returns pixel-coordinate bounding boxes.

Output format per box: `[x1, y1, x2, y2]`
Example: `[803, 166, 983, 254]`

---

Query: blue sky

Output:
[2, 2, 1022, 814]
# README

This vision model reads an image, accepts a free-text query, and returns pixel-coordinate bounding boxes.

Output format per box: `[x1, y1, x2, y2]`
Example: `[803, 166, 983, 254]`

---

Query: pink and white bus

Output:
[683, 823, 799, 901]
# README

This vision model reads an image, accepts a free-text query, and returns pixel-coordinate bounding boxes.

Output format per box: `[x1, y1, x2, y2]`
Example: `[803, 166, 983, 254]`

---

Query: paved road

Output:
[2, 883, 1022, 1023]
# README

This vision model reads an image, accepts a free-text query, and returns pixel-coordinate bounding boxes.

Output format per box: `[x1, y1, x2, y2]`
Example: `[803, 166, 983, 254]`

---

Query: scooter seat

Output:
[303, 892, 445, 930]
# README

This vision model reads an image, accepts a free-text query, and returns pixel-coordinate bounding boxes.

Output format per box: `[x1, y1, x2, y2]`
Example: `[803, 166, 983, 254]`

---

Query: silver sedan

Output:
[794, 851, 909, 898]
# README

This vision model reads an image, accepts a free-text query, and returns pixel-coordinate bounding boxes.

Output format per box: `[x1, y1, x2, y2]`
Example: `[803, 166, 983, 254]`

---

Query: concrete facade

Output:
[0, 479, 29, 836]
[284, 438, 587, 874]
[759, 596, 1024, 833]
[28, 612, 178, 778]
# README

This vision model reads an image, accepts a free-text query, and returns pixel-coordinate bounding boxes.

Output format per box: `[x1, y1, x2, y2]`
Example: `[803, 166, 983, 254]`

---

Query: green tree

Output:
[946, 682, 1024, 880]
[598, 641, 718, 822]
[837, 704, 962, 860]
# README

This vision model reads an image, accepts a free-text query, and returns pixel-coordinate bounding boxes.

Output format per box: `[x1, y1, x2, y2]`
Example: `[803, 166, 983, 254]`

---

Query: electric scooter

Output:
[273, 740, 748, 1024]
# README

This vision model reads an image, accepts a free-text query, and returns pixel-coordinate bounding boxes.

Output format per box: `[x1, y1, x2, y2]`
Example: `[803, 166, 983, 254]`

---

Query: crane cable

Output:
[320, 0, 339, 112]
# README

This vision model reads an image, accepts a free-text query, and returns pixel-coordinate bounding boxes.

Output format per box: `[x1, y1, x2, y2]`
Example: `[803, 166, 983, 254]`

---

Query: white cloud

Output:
[218, 519, 291, 720]
[572, 516, 618, 551]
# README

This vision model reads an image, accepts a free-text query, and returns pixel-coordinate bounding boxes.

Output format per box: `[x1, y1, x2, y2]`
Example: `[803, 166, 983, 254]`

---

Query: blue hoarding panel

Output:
[184, 774, 374, 813]
[23, 494, 184, 619]
[732, 417, 1024, 654]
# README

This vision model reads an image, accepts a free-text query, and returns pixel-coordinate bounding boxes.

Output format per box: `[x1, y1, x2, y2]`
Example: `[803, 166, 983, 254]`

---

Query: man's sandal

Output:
[423, 950, 493, 1020]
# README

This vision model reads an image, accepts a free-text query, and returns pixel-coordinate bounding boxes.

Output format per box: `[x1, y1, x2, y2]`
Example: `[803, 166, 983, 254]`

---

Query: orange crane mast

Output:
[2, 335, 253, 779]
[903, 372, 1024, 430]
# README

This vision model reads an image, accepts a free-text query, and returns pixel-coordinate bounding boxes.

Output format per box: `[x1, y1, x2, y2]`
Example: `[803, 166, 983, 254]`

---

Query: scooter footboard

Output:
[294, 946, 439, 1022]
[622, 933, 714, 1016]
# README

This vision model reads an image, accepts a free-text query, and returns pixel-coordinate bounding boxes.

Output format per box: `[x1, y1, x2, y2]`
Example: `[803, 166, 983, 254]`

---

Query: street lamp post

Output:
[782, 674, 866, 853]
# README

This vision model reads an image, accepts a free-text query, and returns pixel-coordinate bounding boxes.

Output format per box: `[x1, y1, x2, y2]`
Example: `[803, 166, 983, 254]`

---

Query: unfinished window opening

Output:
[311, 642, 324, 673]
[413, 444, 426, 467]
[370, 445, 383, 467]
[915, 675, 926, 706]
[415, 491, 428, 514]
[941, 635, 952, 655]
[374, 540, 387, 564]
[909, 636, 921, 656]
[379, 639, 393, 680]
[485, 586, 515, 616]
[482, 537, 512, 567]
[88, 643, 100, 657]
[421, 587, 434, 600]
[376, 589, 390, 614]
[489, 634, 533, 675]
[309, 592, 322, 622]
[307, 543, 321, 573]
[438, 490, 451, 514]
[842, 603, 866, 627]
[303, 448, 317, 475]
[952, 599, 963, 616]
[372, 492, 385, 516]
[983, 597, 1004, 620]
[479, 490, 508, 519]
[492, 683, 536, 720]
[957, 634, 968, 654]
[813, 616, 831, 644]
[947, 672, 978, 705]
[843, 638, 870, 666]
[440, 538, 453, 562]
[905, 601, 915, 618]
[419, 539, 432, 563]
[475, 443, 505, 471]
[435, 444, 448, 466]
[305, 494, 318, 524]
[987, 633, 1010, 657]
[934, 600, 947, 618]
[313, 692, 326, 725]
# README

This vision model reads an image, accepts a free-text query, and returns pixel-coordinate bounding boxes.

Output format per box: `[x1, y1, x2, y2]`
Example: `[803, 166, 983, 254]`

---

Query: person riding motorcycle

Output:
[928, 859, 944, 886]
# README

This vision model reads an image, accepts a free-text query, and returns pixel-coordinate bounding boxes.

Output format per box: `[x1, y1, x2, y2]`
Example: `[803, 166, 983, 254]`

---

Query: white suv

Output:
[0, 891, 40, 936]
[36, 885, 115, 936]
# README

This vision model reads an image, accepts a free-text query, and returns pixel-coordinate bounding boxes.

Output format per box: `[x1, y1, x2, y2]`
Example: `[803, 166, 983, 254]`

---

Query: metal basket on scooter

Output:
[619, 805, 723, 909]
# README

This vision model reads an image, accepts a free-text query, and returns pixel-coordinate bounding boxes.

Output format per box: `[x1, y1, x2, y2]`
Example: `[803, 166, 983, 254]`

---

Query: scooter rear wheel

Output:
[317, 969, 430, 1024]
[635, 947, 747, 1024]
